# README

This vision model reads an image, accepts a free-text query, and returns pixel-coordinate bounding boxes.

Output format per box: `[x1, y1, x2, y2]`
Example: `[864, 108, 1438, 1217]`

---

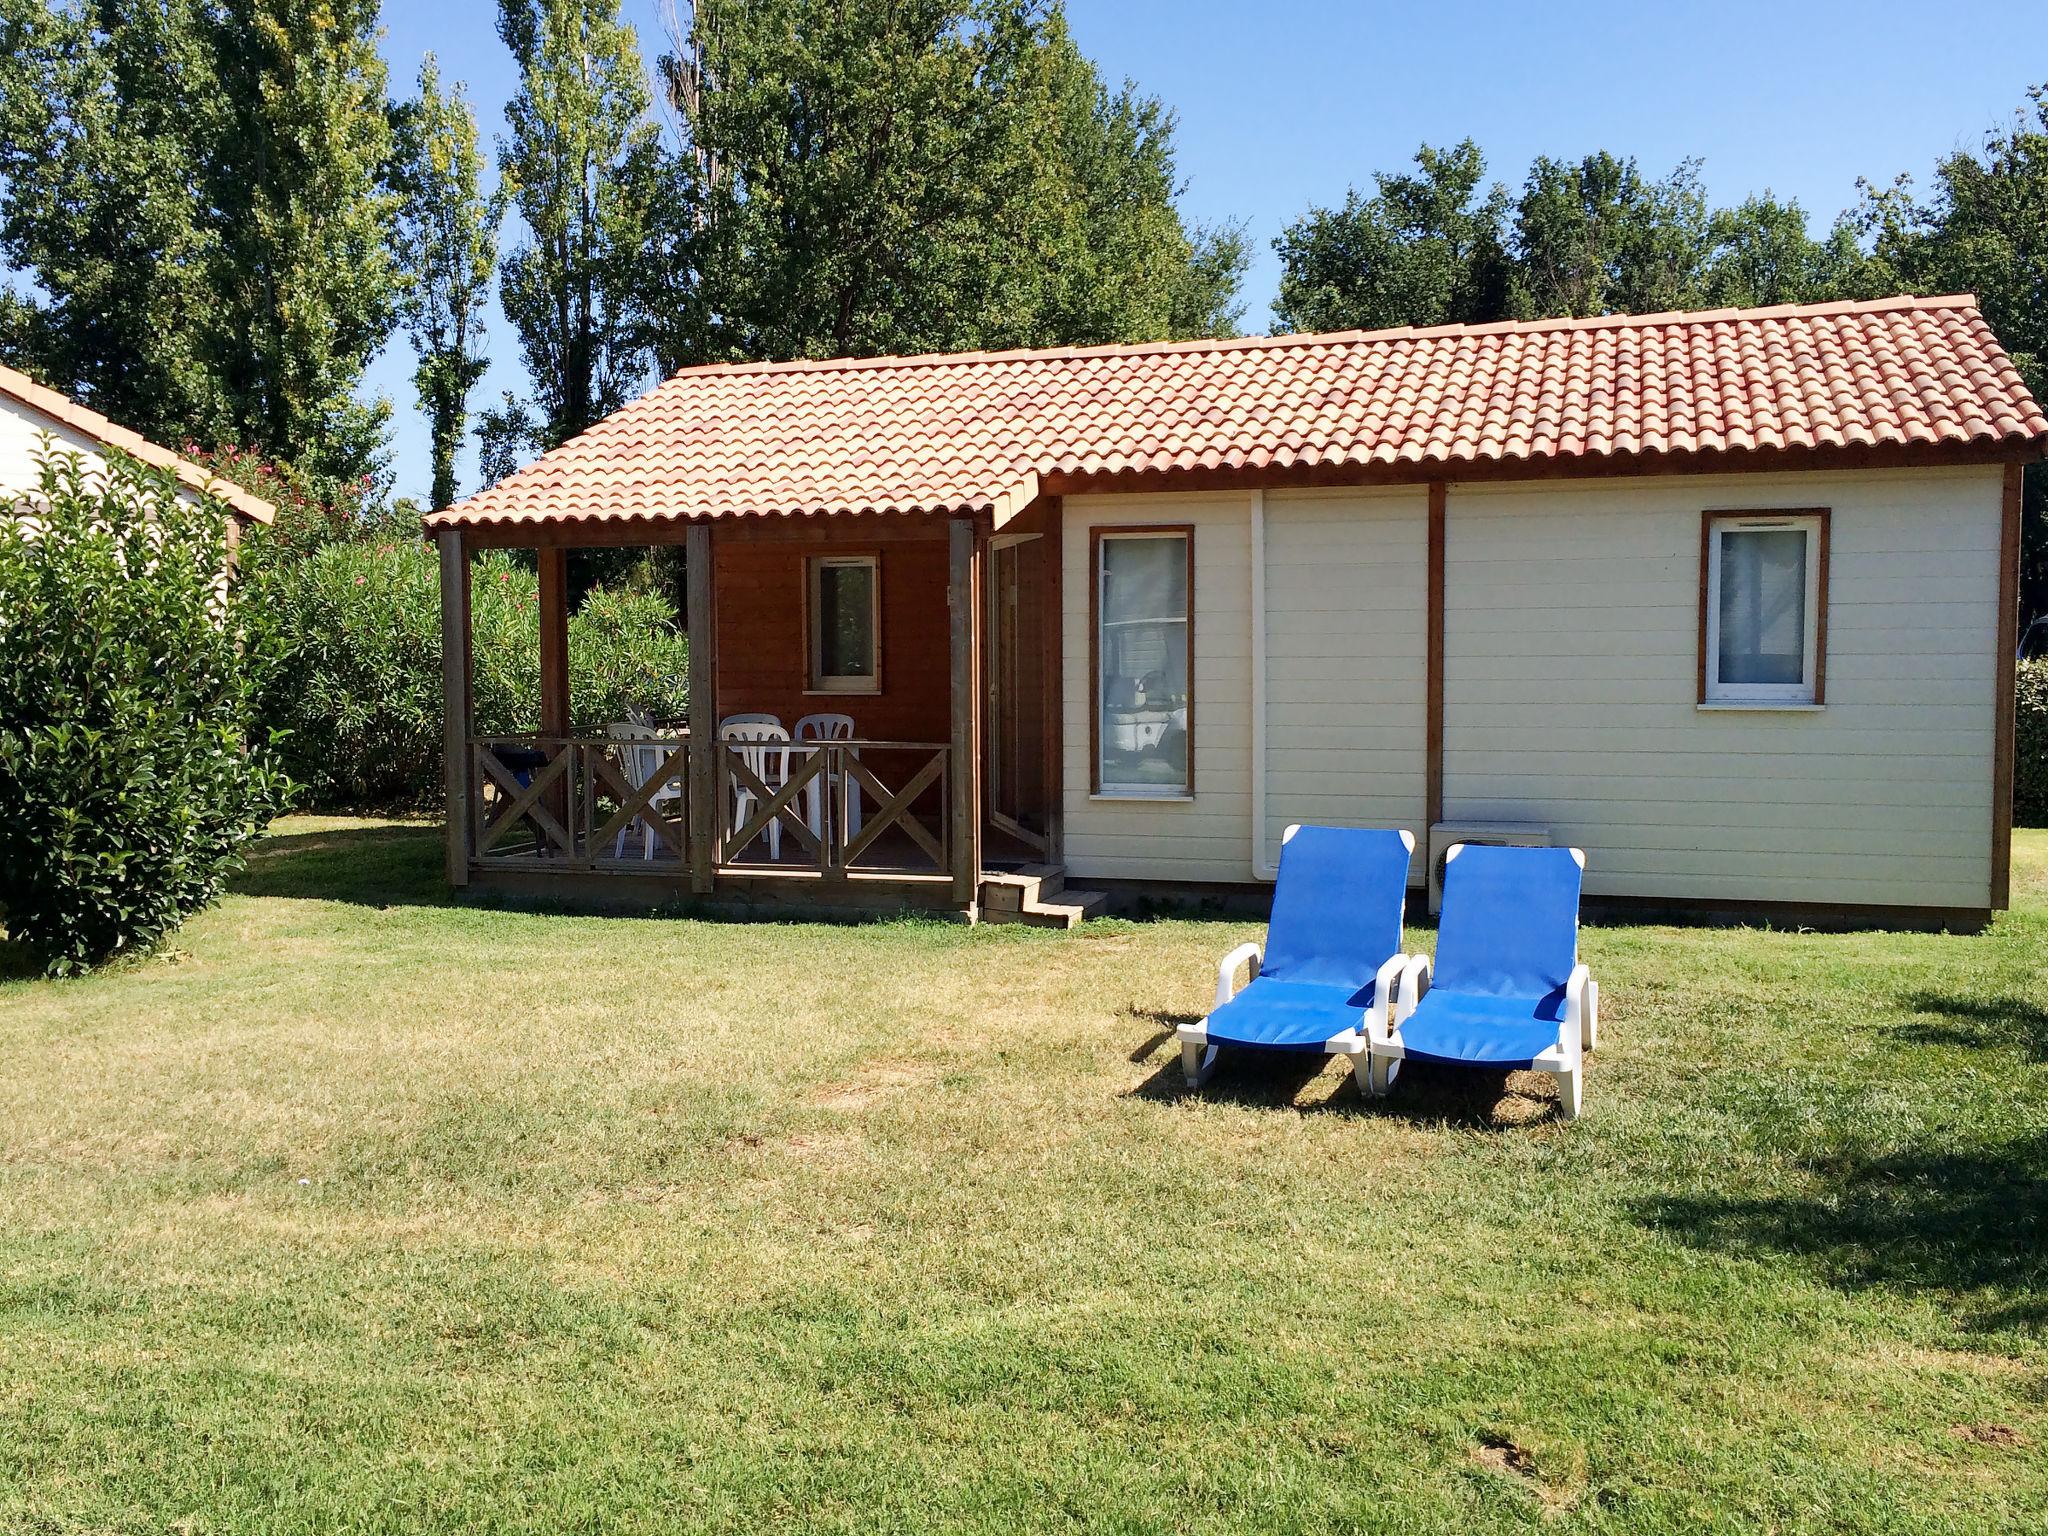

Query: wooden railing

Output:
[471, 734, 690, 868]
[718, 739, 949, 877]
[467, 734, 949, 880]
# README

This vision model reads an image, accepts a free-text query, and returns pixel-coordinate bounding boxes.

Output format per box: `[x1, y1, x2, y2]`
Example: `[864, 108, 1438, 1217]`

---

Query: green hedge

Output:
[250, 541, 688, 809]
[2020, 657, 2047, 828]
[0, 452, 285, 973]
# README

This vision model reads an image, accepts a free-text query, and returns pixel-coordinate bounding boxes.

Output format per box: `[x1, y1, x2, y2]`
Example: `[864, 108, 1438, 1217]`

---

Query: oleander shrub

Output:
[566, 582, 692, 730]
[251, 541, 688, 809]
[0, 451, 287, 975]
[245, 538, 444, 808]
[2019, 656, 2047, 827]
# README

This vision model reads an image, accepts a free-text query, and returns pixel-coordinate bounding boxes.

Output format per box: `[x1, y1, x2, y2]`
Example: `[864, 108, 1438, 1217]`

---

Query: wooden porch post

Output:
[685, 522, 717, 895]
[536, 546, 572, 845]
[1041, 497, 1064, 870]
[537, 547, 571, 737]
[949, 516, 982, 908]
[437, 528, 473, 887]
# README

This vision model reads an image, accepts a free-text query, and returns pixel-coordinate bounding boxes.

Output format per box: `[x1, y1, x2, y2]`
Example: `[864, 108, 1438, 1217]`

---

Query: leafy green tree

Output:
[391, 55, 501, 511]
[0, 448, 287, 973]
[202, 0, 396, 494]
[0, 0, 231, 448]
[483, 0, 661, 475]
[0, 0, 397, 496]
[1701, 194, 1874, 308]
[654, 0, 1242, 368]
[1273, 140, 1512, 333]
[1863, 84, 2048, 627]
[1510, 152, 1712, 318]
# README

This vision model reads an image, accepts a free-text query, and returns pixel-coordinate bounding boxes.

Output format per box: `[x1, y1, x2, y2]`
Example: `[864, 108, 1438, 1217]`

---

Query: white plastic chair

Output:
[719, 718, 793, 860]
[605, 722, 684, 860]
[793, 712, 861, 840]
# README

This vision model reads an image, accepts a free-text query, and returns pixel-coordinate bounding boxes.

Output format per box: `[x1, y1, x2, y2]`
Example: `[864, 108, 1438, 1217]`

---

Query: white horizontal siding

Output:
[1059, 486, 1428, 885]
[1062, 493, 1255, 883]
[1442, 466, 2003, 910]
[1261, 488, 1429, 876]
[1, 394, 120, 505]
[0, 393, 214, 514]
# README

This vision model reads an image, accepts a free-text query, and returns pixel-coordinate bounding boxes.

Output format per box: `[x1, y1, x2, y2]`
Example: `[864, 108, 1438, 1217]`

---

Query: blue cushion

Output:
[1398, 989, 1566, 1069]
[1205, 978, 1376, 1052]
[1433, 844, 1582, 1000]
[1262, 826, 1412, 992]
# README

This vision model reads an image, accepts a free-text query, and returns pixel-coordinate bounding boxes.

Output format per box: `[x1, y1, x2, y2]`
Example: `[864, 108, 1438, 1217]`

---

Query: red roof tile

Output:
[429, 295, 2047, 530]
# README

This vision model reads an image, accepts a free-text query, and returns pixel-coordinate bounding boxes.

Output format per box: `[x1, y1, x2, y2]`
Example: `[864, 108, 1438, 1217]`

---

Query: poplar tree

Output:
[391, 55, 500, 511]
[482, 0, 660, 478]
[202, 0, 397, 493]
[0, 0, 397, 494]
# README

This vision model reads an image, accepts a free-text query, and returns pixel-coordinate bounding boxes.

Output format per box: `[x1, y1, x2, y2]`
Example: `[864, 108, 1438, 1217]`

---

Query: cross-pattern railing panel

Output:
[470, 735, 689, 869]
[465, 735, 949, 882]
[715, 739, 949, 878]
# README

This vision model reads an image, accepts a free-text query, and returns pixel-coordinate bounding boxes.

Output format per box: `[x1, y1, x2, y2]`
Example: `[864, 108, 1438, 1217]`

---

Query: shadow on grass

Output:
[1127, 1046, 1342, 1111]
[1637, 1134, 2048, 1332]
[1125, 1036, 1568, 1128]
[0, 940, 45, 981]
[232, 823, 453, 909]
[1124, 1007, 1196, 1064]
[1894, 989, 2048, 1062]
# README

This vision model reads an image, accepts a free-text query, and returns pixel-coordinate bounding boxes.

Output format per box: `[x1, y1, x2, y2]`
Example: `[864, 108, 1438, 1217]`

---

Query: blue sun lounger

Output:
[1177, 824, 1416, 1091]
[1365, 843, 1600, 1119]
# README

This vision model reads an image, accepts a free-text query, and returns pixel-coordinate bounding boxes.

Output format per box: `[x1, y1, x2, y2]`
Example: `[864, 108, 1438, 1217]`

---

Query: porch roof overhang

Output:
[424, 294, 2048, 543]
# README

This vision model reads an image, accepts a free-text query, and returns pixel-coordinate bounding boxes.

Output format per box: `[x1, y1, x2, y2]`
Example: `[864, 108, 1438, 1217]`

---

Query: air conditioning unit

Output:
[1427, 820, 1553, 915]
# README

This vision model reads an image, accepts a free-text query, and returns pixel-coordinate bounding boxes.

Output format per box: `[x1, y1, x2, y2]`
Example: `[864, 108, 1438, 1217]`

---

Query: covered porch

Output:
[434, 502, 1065, 921]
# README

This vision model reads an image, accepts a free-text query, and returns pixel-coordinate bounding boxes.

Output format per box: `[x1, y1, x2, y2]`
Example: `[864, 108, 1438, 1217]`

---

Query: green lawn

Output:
[1, 822, 2045, 1534]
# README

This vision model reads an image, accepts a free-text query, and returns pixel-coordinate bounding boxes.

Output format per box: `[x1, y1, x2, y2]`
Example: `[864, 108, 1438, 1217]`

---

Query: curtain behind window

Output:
[1717, 529, 1806, 685]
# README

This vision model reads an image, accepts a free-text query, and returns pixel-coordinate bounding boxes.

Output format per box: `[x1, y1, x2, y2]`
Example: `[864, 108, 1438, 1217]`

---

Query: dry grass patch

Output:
[0, 820, 2043, 1534]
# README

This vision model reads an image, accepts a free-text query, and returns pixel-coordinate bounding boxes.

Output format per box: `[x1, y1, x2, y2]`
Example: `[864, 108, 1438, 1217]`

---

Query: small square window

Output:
[1701, 512, 1827, 706]
[808, 555, 879, 693]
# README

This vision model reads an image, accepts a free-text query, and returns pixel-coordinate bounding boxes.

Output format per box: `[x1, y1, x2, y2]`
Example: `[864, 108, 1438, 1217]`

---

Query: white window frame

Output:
[1702, 511, 1826, 707]
[1094, 526, 1193, 798]
[806, 553, 880, 695]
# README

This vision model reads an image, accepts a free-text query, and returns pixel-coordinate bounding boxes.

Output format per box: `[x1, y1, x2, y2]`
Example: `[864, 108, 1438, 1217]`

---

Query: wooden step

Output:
[977, 864, 1066, 913]
[1022, 889, 1106, 929]
[981, 887, 1106, 929]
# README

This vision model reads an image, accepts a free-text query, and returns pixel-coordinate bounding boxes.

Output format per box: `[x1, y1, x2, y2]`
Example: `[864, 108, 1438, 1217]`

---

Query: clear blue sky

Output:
[368, 0, 2048, 505]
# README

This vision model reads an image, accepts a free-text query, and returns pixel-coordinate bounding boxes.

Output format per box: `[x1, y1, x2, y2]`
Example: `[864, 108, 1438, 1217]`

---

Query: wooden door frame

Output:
[983, 529, 1050, 855]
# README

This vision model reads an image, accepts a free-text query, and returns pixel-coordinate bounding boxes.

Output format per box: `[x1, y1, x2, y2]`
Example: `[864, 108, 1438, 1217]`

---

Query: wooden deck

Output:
[464, 732, 972, 917]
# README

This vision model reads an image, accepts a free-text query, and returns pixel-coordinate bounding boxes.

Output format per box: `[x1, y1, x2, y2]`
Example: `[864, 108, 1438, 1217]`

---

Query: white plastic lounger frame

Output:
[1176, 825, 1419, 1090]
[1362, 844, 1600, 1119]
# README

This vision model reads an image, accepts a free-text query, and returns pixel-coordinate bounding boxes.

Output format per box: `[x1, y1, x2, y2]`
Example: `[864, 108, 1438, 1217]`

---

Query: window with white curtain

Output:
[1095, 529, 1191, 794]
[1702, 512, 1826, 705]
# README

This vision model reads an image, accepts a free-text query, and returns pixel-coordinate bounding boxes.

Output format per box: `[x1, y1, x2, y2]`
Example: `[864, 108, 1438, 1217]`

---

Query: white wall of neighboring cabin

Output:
[0, 392, 216, 516]
[1060, 465, 2004, 912]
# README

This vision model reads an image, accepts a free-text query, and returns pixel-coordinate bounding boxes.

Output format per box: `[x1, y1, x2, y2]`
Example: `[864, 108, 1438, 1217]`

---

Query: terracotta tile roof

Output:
[0, 363, 276, 524]
[430, 295, 2047, 531]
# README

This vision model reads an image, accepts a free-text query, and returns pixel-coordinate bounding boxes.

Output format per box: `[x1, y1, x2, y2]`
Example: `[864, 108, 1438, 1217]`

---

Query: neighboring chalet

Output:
[0, 363, 276, 544]
[426, 295, 2045, 929]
